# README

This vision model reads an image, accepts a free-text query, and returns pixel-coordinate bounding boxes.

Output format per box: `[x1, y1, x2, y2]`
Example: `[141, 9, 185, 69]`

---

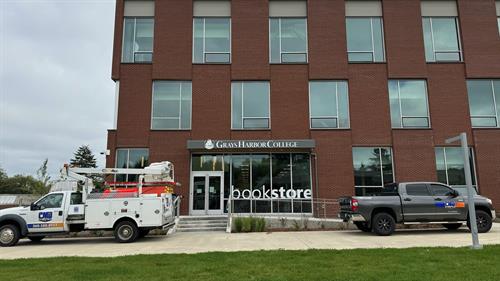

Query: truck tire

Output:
[467, 210, 493, 233]
[354, 222, 371, 232]
[28, 236, 45, 243]
[372, 213, 395, 236]
[0, 224, 21, 247]
[114, 221, 139, 243]
[442, 223, 462, 230]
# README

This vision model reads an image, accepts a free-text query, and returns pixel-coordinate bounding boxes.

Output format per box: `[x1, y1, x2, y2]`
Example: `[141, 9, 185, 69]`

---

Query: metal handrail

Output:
[225, 186, 233, 233]
[173, 195, 181, 219]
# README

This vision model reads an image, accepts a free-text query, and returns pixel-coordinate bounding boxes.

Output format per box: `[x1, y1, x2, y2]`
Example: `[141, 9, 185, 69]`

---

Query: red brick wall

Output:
[106, 0, 500, 214]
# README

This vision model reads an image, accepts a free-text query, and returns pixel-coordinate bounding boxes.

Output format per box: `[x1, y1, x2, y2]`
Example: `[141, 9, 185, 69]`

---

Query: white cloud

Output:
[0, 0, 116, 177]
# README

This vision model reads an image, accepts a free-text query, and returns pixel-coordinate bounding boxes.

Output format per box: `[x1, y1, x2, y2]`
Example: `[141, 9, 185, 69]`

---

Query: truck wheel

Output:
[28, 236, 45, 243]
[467, 210, 492, 233]
[372, 213, 395, 236]
[138, 229, 150, 238]
[0, 224, 20, 247]
[114, 221, 139, 243]
[442, 223, 462, 230]
[354, 222, 371, 232]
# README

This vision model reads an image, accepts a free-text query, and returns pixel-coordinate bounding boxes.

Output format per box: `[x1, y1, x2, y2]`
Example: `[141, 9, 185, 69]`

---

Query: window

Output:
[269, 1, 308, 63]
[435, 147, 477, 193]
[421, 1, 462, 62]
[70, 193, 83, 205]
[115, 148, 149, 182]
[352, 147, 394, 196]
[388, 80, 430, 128]
[231, 82, 270, 129]
[429, 184, 454, 197]
[122, 1, 154, 63]
[193, 1, 231, 63]
[467, 80, 500, 128]
[345, 1, 384, 62]
[35, 193, 64, 209]
[309, 81, 350, 129]
[152, 81, 192, 130]
[406, 184, 431, 196]
[497, 1, 500, 35]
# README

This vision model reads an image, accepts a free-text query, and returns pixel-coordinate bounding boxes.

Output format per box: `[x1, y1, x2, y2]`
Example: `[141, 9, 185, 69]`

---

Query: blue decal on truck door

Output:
[38, 212, 53, 222]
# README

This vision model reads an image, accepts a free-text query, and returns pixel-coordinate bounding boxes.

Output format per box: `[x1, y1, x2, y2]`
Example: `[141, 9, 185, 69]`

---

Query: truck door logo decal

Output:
[435, 201, 465, 208]
[38, 212, 53, 222]
[27, 223, 64, 229]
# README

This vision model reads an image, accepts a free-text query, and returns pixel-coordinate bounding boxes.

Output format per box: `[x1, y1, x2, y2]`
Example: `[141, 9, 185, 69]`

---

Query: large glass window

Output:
[388, 80, 430, 128]
[309, 81, 350, 129]
[435, 147, 477, 193]
[152, 81, 192, 130]
[122, 18, 154, 63]
[35, 193, 64, 209]
[352, 147, 394, 196]
[115, 148, 149, 182]
[422, 17, 462, 62]
[269, 18, 308, 63]
[193, 17, 231, 63]
[466, 80, 500, 128]
[231, 82, 270, 129]
[346, 17, 385, 62]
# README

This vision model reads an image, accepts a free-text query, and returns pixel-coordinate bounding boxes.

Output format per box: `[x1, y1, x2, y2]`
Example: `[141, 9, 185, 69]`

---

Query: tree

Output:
[70, 145, 97, 168]
[34, 158, 51, 194]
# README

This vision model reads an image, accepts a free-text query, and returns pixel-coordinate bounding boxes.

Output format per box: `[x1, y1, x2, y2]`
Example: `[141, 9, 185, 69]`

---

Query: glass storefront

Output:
[191, 153, 312, 214]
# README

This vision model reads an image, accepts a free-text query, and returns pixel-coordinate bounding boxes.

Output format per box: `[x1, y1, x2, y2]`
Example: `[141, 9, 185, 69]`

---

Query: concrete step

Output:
[178, 223, 227, 228]
[176, 226, 227, 232]
[178, 220, 227, 225]
[179, 216, 227, 221]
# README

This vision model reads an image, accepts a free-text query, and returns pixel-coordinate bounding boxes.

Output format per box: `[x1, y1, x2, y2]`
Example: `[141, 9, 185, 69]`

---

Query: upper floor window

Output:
[115, 148, 149, 182]
[388, 80, 430, 128]
[232, 82, 270, 129]
[152, 81, 192, 130]
[122, 1, 155, 63]
[352, 147, 394, 196]
[345, 1, 385, 62]
[269, 1, 308, 63]
[496, 1, 500, 35]
[435, 147, 477, 194]
[466, 80, 500, 128]
[193, 1, 231, 63]
[421, 1, 462, 62]
[309, 81, 350, 129]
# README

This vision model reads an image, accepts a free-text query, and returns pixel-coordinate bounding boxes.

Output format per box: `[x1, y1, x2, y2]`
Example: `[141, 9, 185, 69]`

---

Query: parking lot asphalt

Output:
[1, 223, 499, 259]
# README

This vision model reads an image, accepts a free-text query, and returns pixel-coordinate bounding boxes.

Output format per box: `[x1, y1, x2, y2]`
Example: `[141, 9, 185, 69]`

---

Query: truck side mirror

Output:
[451, 190, 459, 197]
[30, 203, 37, 211]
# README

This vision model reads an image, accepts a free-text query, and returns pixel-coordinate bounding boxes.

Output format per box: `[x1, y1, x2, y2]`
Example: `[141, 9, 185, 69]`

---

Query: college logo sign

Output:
[204, 139, 215, 150]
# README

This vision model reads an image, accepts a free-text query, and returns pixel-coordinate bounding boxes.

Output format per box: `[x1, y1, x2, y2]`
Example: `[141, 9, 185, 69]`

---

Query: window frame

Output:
[308, 81, 350, 129]
[115, 148, 149, 182]
[192, 17, 232, 64]
[345, 16, 386, 63]
[231, 81, 271, 130]
[389, 80, 431, 129]
[121, 16, 154, 63]
[269, 17, 309, 64]
[151, 81, 192, 130]
[467, 80, 500, 128]
[352, 147, 395, 195]
[422, 16, 463, 63]
[435, 147, 478, 191]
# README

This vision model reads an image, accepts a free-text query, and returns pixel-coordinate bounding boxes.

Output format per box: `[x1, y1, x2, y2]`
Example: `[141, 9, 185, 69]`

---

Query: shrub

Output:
[255, 217, 266, 232]
[234, 217, 243, 232]
[233, 217, 266, 233]
[241, 217, 253, 232]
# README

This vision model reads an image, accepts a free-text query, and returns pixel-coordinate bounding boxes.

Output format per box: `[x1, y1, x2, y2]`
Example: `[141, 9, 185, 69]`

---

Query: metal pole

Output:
[460, 133, 482, 249]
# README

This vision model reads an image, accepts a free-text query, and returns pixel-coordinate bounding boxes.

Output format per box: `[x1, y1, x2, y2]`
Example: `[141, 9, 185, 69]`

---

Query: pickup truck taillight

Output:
[351, 198, 359, 212]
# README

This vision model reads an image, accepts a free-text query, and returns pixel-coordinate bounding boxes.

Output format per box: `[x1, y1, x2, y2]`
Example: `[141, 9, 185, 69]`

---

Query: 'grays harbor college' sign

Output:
[187, 139, 316, 150]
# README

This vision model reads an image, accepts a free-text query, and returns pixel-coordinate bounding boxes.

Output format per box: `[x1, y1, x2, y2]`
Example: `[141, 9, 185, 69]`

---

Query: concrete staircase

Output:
[176, 216, 228, 232]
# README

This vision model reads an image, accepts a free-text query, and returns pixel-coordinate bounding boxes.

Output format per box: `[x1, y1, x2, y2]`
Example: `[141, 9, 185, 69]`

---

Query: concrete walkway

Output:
[1, 223, 499, 259]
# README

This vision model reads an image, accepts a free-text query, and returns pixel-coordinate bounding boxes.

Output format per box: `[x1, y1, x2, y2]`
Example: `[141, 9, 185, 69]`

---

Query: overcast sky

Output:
[1, 0, 116, 177]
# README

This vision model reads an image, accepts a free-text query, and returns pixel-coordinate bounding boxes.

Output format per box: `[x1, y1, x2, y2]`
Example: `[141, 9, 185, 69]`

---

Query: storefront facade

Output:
[106, 0, 500, 216]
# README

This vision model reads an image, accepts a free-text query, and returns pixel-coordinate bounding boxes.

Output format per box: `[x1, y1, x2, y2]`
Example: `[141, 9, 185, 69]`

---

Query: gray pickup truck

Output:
[339, 182, 496, 236]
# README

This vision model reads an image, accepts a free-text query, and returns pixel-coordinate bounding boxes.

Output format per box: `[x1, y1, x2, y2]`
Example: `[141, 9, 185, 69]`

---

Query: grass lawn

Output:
[1, 245, 499, 281]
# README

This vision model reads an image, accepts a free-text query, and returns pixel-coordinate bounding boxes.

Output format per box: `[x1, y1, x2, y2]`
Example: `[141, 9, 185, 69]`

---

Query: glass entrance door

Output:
[190, 171, 224, 215]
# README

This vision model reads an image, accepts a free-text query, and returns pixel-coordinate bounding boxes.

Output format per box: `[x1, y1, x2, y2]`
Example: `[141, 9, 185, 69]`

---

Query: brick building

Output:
[106, 0, 500, 216]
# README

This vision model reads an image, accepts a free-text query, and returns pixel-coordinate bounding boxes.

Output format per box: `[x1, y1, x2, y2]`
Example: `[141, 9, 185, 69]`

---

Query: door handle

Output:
[404, 198, 412, 201]
[434, 198, 442, 201]
[59, 211, 63, 216]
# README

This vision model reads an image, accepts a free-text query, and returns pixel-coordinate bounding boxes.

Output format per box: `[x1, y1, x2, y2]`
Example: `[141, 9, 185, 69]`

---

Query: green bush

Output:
[233, 217, 266, 233]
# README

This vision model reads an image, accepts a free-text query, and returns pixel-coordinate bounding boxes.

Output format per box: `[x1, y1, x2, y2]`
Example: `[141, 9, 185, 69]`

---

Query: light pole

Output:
[445, 132, 482, 249]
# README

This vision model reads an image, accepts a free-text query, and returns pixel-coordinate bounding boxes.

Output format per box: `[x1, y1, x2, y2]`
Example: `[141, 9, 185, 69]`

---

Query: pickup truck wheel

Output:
[442, 223, 462, 230]
[467, 210, 492, 233]
[372, 213, 395, 236]
[114, 221, 139, 243]
[0, 224, 20, 247]
[354, 222, 371, 232]
[28, 236, 45, 243]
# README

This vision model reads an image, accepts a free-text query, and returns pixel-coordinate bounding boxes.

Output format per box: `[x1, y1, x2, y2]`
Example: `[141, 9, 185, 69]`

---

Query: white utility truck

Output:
[0, 161, 180, 247]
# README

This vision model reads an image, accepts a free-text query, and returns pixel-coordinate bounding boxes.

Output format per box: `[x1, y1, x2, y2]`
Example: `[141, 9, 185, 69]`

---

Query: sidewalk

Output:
[1, 224, 499, 259]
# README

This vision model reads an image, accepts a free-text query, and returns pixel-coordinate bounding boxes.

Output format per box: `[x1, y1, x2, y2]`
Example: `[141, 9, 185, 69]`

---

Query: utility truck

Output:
[0, 162, 180, 247]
